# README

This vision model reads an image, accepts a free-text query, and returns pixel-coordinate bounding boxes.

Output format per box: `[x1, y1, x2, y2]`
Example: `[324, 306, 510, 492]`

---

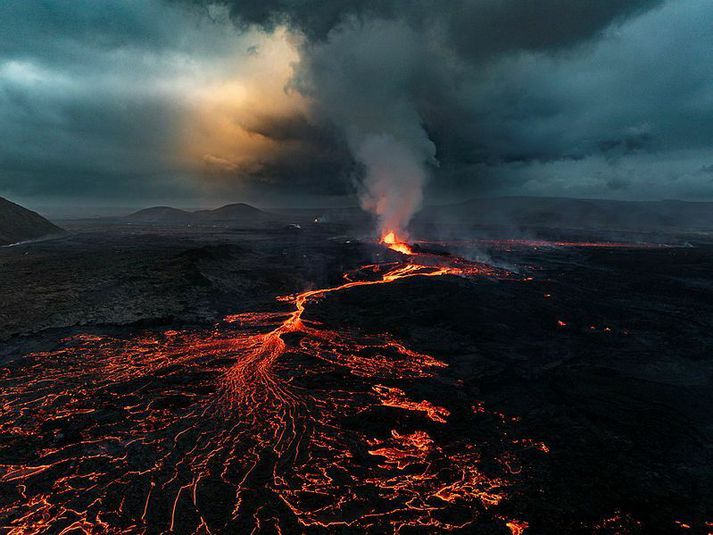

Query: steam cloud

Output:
[296, 18, 438, 237]
[356, 134, 432, 238]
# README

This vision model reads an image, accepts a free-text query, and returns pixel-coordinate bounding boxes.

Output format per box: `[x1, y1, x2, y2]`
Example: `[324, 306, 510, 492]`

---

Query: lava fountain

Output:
[380, 230, 414, 255]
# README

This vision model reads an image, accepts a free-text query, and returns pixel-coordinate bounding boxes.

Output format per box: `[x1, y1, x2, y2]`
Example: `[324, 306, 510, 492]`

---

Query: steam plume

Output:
[355, 134, 432, 239]
[296, 19, 437, 239]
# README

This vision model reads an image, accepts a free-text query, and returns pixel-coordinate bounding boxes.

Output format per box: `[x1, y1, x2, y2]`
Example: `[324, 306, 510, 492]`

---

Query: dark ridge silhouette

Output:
[0, 197, 64, 245]
[127, 206, 192, 223]
[193, 203, 269, 221]
[127, 203, 278, 225]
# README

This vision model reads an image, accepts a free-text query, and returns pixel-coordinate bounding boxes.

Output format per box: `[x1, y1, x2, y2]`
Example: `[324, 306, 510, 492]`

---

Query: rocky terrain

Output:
[0, 220, 355, 343]
[421, 197, 713, 233]
[0, 220, 711, 532]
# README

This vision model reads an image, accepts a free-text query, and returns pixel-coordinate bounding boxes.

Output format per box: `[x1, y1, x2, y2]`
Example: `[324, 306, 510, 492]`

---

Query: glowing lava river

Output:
[0, 239, 544, 533]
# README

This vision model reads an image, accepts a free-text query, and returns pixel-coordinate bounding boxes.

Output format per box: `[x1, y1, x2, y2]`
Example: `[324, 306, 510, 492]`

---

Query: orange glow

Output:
[506, 519, 529, 535]
[178, 28, 308, 183]
[373, 384, 450, 423]
[381, 230, 414, 255]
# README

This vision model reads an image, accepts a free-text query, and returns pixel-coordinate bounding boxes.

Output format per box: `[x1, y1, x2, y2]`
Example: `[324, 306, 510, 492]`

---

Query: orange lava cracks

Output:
[373, 385, 450, 424]
[506, 519, 530, 535]
[0, 247, 536, 533]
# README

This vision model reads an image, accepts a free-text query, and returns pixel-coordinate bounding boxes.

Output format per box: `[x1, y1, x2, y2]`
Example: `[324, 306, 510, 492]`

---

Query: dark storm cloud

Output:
[450, 0, 713, 199]
[235, 113, 355, 193]
[201, 0, 713, 200]
[2, 0, 713, 205]
[1, 1, 190, 201]
[217, 0, 659, 52]
[0, 0, 288, 205]
[436, 0, 663, 61]
[213, 0, 396, 40]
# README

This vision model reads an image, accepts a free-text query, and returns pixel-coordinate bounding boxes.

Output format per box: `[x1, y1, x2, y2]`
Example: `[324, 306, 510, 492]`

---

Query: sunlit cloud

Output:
[178, 28, 308, 184]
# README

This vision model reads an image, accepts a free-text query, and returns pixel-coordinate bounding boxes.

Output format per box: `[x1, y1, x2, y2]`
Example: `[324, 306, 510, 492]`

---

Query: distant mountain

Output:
[127, 203, 278, 226]
[128, 206, 192, 223]
[128, 197, 713, 234]
[418, 197, 713, 232]
[193, 203, 270, 222]
[0, 197, 64, 245]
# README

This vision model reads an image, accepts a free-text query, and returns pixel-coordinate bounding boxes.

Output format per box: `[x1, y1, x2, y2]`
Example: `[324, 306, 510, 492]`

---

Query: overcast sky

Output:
[1, 0, 712, 212]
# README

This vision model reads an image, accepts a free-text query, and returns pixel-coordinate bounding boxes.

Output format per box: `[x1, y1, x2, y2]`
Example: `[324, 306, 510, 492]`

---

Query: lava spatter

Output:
[0, 241, 537, 533]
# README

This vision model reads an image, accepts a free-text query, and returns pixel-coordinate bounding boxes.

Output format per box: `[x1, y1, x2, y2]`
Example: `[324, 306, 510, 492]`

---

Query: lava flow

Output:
[0, 237, 543, 533]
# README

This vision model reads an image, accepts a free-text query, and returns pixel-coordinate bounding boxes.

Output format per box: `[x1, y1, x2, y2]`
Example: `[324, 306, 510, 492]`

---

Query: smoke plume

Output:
[295, 18, 438, 238]
[355, 134, 432, 239]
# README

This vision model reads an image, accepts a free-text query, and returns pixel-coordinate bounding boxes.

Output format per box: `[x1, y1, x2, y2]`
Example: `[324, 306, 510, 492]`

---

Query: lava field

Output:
[0, 223, 711, 533]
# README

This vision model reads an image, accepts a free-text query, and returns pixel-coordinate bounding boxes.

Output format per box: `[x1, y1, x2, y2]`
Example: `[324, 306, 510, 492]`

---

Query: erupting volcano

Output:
[4, 1, 712, 531]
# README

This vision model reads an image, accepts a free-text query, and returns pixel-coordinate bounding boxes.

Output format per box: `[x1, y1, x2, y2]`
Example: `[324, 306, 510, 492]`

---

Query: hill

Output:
[192, 203, 270, 222]
[127, 203, 277, 226]
[128, 206, 192, 223]
[0, 197, 64, 245]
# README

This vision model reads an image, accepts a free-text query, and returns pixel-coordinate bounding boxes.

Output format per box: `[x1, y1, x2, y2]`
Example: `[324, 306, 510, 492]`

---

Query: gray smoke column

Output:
[355, 133, 432, 239]
[296, 19, 437, 239]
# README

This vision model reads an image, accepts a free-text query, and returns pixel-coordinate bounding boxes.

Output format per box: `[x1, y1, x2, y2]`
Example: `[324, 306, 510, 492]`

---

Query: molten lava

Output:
[381, 231, 414, 255]
[0, 241, 542, 533]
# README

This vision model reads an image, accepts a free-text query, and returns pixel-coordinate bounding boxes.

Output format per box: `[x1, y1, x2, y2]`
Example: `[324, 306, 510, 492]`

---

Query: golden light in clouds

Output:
[179, 27, 308, 182]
